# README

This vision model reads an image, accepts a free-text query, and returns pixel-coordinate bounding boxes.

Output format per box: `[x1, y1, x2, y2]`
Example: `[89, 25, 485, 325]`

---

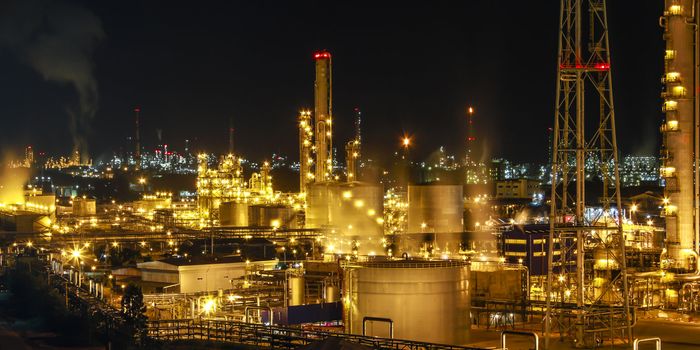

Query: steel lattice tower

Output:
[544, 0, 632, 347]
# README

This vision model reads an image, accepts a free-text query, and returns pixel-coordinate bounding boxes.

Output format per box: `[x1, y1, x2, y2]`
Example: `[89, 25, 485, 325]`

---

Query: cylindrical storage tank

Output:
[407, 185, 464, 233]
[289, 276, 305, 306]
[344, 260, 470, 344]
[219, 202, 249, 226]
[249, 205, 298, 228]
[325, 284, 340, 303]
[306, 183, 335, 229]
[306, 182, 384, 237]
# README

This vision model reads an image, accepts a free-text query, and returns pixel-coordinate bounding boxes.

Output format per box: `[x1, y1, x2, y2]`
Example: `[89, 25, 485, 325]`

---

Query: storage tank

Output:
[344, 260, 470, 344]
[306, 182, 383, 236]
[407, 184, 464, 233]
[325, 284, 340, 303]
[249, 205, 298, 228]
[219, 202, 249, 226]
[289, 276, 305, 306]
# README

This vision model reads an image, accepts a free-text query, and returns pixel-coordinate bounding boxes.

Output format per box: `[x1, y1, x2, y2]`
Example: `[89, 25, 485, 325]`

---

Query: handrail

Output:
[634, 337, 661, 350]
[362, 316, 393, 339]
[501, 330, 539, 350]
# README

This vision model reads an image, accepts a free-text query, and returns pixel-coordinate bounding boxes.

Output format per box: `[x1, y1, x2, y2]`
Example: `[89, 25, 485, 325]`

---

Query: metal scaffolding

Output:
[545, 0, 632, 347]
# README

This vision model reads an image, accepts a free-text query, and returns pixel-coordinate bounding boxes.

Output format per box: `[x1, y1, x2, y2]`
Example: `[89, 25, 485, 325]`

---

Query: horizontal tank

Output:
[344, 259, 470, 345]
[306, 182, 383, 237]
[249, 204, 298, 228]
[219, 202, 249, 226]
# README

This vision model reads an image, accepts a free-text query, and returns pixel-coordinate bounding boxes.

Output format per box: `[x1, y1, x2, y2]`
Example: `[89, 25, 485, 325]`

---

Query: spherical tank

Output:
[407, 185, 464, 233]
[219, 202, 249, 226]
[344, 260, 470, 345]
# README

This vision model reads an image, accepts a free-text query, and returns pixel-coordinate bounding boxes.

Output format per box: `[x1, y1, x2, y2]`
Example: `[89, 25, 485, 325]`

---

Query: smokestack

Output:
[465, 106, 475, 165]
[134, 106, 141, 170]
[313, 50, 333, 182]
[229, 118, 234, 155]
[354, 107, 362, 144]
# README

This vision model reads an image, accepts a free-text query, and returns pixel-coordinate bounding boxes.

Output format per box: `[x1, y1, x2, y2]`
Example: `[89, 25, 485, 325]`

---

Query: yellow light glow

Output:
[202, 299, 215, 314]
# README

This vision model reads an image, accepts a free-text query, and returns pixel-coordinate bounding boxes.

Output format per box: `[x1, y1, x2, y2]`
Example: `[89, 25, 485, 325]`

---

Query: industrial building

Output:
[137, 256, 277, 293]
[495, 179, 541, 199]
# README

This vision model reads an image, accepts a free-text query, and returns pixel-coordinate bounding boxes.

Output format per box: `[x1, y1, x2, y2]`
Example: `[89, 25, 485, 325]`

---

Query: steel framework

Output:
[545, 0, 632, 348]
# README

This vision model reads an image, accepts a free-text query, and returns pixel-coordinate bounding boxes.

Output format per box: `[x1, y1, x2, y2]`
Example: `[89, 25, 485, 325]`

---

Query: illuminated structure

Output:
[545, 0, 631, 346]
[345, 108, 362, 181]
[660, 0, 697, 271]
[313, 51, 333, 182]
[196, 153, 286, 225]
[135, 106, 141, 170]
[298, 110, 314, 193]
[25, 146, 34, 167]
[196, 153, 245, 222]
[463, 107, 489, 185]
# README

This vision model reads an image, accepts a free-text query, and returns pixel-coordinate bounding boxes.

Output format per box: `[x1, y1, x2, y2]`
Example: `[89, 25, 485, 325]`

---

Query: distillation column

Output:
[314, 51, 333, 182]
[346, 107, 362, 181]
[298, 110, 313, 193]
[661, 0, 696, 270]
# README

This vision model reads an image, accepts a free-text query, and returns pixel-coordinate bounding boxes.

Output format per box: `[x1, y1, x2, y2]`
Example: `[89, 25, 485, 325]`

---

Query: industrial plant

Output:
[1, 1, 699, 350]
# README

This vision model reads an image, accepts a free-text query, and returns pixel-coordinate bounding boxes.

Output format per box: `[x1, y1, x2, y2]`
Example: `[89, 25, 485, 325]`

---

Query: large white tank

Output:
[344, 260, 470, 345]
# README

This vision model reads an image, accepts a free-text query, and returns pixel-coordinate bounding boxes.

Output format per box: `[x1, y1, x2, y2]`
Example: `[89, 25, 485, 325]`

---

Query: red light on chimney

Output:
[313, 51, 331, 60]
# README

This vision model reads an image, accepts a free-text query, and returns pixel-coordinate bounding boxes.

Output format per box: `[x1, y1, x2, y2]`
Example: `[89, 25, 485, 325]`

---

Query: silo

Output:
[219, 202, 249, 226]
[344, 260, 470, 345]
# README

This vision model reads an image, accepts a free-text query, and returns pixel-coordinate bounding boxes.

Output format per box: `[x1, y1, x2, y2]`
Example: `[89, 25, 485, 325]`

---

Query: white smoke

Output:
[0, 0, 104, 161]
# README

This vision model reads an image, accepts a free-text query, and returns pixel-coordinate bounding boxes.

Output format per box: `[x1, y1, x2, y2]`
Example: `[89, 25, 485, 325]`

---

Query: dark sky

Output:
[0, 1, 664, 165]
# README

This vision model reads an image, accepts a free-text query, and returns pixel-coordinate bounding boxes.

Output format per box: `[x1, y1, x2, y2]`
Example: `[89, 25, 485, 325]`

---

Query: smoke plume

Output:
[0, 0, 104, 162]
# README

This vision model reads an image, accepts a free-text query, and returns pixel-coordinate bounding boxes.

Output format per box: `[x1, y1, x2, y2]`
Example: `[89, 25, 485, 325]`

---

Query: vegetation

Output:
[121, 283, 148, 346]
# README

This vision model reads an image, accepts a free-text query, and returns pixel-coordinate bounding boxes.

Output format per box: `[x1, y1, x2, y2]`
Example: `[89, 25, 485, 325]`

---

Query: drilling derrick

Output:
[661, 0, 698, 272]
[545, 0, 631, 347]
[314, 51, 333, 182]
[298, 110, 314, 193]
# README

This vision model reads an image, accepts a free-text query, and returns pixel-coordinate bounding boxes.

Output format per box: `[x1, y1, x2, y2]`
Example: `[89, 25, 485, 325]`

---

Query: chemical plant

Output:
[1, 1, 699, 350]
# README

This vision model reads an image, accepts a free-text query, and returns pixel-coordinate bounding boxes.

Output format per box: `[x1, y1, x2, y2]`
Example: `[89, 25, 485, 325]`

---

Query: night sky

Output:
[0, 1, 664, 166]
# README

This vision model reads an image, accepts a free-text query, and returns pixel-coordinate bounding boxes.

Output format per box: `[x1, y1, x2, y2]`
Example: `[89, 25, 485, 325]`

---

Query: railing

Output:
[148, 319, 486, 350]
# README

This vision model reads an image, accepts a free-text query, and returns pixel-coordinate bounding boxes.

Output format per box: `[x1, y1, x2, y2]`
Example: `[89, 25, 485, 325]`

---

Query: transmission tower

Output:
[545, 0, 632, 348]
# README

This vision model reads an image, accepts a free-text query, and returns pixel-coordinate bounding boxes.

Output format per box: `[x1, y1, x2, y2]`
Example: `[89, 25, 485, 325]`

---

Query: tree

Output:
[121, 283, 147, 345]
